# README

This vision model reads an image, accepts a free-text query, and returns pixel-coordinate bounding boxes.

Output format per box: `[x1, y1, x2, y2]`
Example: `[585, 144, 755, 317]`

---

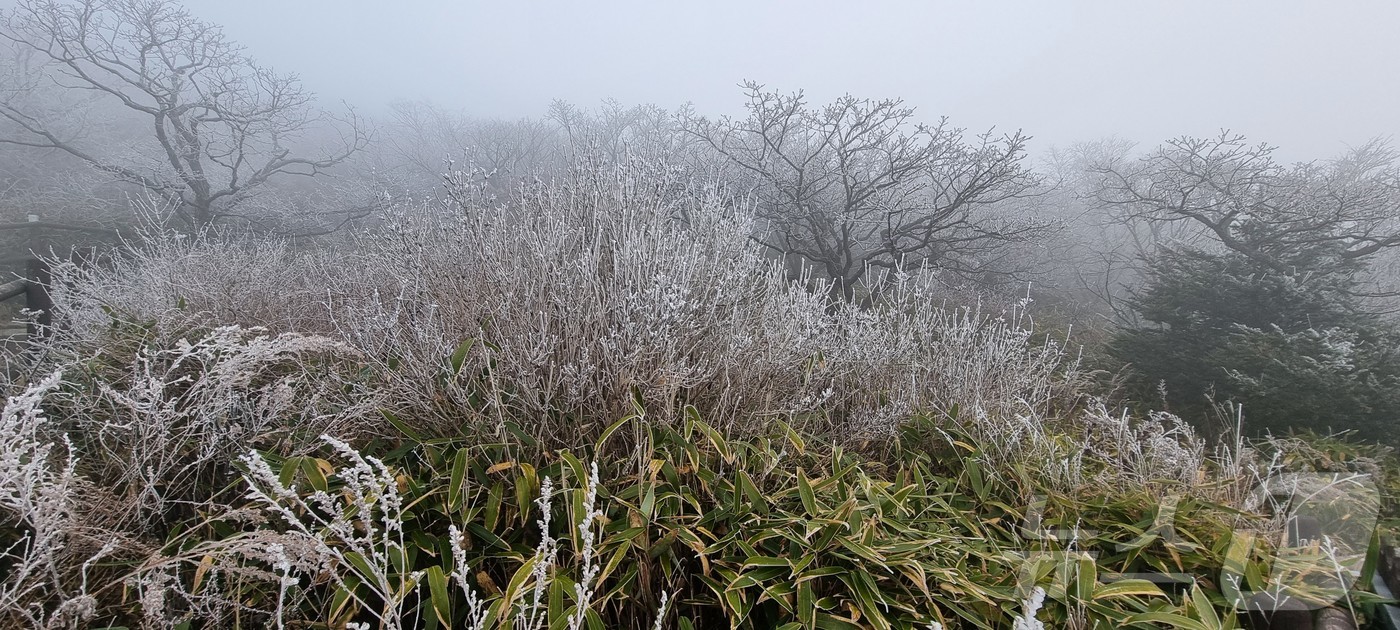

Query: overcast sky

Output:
[175, 0, 1399, 161]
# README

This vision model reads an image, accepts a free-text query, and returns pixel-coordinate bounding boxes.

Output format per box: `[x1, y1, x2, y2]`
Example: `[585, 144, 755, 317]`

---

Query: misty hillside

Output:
[2, 1, 1399, 629]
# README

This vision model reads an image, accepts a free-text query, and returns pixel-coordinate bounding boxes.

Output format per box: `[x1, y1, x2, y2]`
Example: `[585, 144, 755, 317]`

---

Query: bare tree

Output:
[548, 98, 683, 163]
[1091, 132, 1400, 276]
[383, 100, 563, 199]
[1026, 137, 1208, 326]
[683, 82, 1046, 301]
[0, 0, 369, 229]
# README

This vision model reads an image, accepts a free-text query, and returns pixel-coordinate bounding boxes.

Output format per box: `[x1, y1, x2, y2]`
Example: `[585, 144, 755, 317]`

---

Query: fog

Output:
[8, 2, 1400, 627]
[179, 0, 1400, 159]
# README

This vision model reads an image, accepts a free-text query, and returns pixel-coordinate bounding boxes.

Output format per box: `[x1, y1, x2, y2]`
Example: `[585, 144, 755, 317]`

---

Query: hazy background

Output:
[173, 0, 1400, 160]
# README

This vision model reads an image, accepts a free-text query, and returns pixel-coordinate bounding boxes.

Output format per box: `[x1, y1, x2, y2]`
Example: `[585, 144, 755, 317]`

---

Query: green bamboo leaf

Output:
[425, 565, 452, 627]
[483, 482, 504, 531]
[463, 522, 510, 550]
[1359, 526, 1381, 592]
[1190, 583, 1222, 629]
[277, 455, 300, 488]
[798, 581, 817, 629]
[640, 482, 656, 522]
[549, 578, 566, 625]
[1123, 611, 1211, 630]
[559, 451, 587, 491]
[516, 462, 537, 519]
[723, 588, 751, 624]
[737, 470, 769, 515]
[848, 570, 894, 630]
[1076, 553, 1097, 602]
[813, 613, 864, 630]
[796, 566, 846, 583]
[502, 555, 539, 605]
[685, 406, 733, 463]
[1093, 579, 1167, 600]
[327, 578, 360, 626]
[449, 338, 475, 374]
[340, 552, 378, 583]
[836, 537, 886, 565]
[447, 448, 470, 512]
[773, 418, 805, 455]
[301, 457, 331, 493]
[595, 413, 638, 454]
[965, 457, 987, 500]
[798, 468, 820, 515]
[743, 556, 793, 570]
[380, 409, 424, 443]
[596, 540, 631, 587]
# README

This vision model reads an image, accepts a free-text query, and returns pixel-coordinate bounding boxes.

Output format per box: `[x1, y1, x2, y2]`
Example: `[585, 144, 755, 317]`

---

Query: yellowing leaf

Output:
[486, 460, 515, 475]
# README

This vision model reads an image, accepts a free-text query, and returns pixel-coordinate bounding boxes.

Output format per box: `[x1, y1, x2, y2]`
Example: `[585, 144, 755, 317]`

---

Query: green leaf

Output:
[381, 409, 424, 443]
[639, 483, 656, 522]
[737, 470, 769, 515]
[1076, 553, 1097, 602]
[328, 574, 363, 625]
[798, 581, 817, 629]
[1094, 579, 1167, 600]
[1359, 526, 1381, 592]
[797, 469, 820, 515]
[341, 551, 379, 583]
[1123, 611, 1211, 630]
[685, 406, 733, 464]
[774, 419, 805, 455]
[448, 448, 470, 512]
[1190, 583, 1222, 629]
[743, 556, 792, 571]
[595, 413, 637, 454]
[464, 522, 511, 550]
[965, 457, 986, 500]
[426, 565, 452, 626]
[300, 457, 329, 493]
[449, 338, 476, 374]
[276, 455, 299, 488]
[814, 613, 864, 630]
[559, 451, 587, 493]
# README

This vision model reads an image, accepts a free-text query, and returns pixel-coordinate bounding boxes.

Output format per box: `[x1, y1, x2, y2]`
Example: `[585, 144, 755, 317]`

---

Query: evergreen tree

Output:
[1112, 242, 1400, 444]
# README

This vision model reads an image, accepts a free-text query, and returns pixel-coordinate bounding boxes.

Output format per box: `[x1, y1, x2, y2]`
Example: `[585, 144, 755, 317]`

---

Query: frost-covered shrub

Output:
[43, 324, 377, 532]
[314, 160, 818, 437]
[234, 437, 613, 630]
[24, 157, 1093, 457]
[1077, 402, 1206, 489]
[241, 435, 419, 630]
[48, 229, 330, 343]
[0, 372, 110, 628]
[307, 158, 1084, 443]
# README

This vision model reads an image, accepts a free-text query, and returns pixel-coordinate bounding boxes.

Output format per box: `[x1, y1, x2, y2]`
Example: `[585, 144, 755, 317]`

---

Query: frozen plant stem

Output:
[569, 461, 604, 630]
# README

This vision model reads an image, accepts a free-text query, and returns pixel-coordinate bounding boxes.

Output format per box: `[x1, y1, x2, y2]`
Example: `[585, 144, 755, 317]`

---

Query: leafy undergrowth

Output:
[162, 407, 1376, 630]
[0, 318, 1390, 628]
[0, 330, 1391, 629]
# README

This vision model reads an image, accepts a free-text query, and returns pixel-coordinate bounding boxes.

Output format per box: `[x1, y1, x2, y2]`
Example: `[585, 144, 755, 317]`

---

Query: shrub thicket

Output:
[0, 160, 1389, 628]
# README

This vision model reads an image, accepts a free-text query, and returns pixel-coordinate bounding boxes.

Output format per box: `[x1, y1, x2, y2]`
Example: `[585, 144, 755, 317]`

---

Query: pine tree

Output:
[1112, 242, 1400, 444]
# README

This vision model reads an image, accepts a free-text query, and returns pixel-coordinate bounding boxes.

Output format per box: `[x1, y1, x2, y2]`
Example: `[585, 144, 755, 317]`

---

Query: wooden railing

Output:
[0, 257, 53, 339]
[0, 216, 117, 340]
